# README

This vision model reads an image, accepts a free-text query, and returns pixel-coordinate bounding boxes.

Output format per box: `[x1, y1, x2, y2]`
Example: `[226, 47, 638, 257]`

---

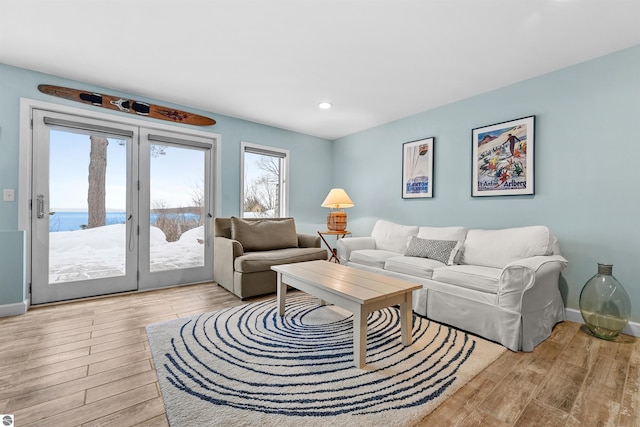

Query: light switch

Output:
[3, 189, 15, 202]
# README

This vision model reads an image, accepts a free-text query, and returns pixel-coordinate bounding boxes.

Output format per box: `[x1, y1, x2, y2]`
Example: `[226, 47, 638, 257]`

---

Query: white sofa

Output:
[336, 220, 568, 351]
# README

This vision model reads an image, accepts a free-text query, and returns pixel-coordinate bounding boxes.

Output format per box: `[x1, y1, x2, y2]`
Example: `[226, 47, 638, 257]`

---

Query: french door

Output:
[31, 109, 214, 304]
[138, 128, 214, 290]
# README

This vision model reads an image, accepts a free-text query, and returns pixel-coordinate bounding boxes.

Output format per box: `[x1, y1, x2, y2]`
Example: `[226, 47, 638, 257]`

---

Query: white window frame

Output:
[240, 142, 289, 218]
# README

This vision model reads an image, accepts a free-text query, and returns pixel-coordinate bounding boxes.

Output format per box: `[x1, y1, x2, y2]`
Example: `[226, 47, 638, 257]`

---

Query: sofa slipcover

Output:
[337, 219, 568, 351]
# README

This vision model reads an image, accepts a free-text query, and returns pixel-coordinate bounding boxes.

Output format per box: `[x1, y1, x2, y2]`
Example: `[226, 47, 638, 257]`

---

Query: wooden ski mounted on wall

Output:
[38, 84, 216, 126]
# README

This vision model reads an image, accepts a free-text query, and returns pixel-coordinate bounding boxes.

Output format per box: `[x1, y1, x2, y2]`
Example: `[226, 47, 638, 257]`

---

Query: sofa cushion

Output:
[234, 247, 327, 273]
[349, 249, 400, 269]
[417, 226, 468, 241]
[371, 220, 419, 253]
[383, 255, 443, 278]
[431, 265, 501, 294]
[404, 236, 462, 265]
[230, 217, 298, 251]
[461, 226, 554, 269]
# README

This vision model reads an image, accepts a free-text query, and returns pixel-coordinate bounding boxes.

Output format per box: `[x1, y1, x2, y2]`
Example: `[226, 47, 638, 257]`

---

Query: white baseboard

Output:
[565, 308, 640, 338]
[0, 298, 29, 317]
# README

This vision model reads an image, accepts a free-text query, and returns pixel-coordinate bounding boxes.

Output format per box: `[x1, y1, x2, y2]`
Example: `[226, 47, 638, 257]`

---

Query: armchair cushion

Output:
[235, 248, 328, 273]
[298, 233, 321, 248]
[230, 216, 298, 251]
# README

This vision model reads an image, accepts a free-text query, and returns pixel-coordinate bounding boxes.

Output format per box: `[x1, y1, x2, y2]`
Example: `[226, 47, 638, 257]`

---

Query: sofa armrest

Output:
[505, 255, 568, 273]
[336, 237, 376, 265]
[498, 255, 568, 310]
[298, 233, 321, 248]
[213, 236, 244, 291]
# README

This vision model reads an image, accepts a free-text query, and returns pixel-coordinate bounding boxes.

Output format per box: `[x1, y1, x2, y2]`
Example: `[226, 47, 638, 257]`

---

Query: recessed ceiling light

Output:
[318, 102, 332, 110]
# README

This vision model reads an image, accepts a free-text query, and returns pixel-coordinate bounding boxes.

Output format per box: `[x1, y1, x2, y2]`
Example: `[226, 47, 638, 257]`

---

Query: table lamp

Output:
[321, 188, 354, 232]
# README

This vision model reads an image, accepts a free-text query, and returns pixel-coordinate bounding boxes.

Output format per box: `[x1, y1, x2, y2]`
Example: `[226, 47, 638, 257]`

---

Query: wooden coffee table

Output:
[271, 260, 421, 368]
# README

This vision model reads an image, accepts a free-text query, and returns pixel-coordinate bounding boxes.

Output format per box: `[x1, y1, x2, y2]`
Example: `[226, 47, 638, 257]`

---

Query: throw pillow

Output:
[404, 236, 462, 265]
[230, 217, 298, 251]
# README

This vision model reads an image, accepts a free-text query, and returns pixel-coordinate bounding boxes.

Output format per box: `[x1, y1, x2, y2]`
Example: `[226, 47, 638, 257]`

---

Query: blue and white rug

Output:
[146, 294, 505, 427]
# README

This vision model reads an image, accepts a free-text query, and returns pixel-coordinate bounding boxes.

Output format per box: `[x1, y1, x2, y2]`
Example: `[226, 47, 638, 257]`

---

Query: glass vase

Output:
[579, 263, 631, 340]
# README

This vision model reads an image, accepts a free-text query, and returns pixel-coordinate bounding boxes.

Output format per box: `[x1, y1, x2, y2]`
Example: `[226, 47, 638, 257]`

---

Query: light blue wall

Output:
[334, 44, 640, 323]
[0, 231, 26, 303]
[3, 45, 639, 322]
[0, 64, 333, 307]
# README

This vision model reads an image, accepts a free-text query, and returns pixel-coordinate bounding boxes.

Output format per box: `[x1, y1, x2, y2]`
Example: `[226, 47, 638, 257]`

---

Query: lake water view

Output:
[49, 211, 200, 232]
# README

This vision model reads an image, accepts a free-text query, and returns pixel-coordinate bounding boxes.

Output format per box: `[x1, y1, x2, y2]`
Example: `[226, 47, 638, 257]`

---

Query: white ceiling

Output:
[1, 0, 640, 140]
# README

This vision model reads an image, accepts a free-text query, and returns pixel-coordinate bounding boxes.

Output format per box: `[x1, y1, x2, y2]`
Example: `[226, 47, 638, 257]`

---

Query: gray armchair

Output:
[214, 217, 328, 299]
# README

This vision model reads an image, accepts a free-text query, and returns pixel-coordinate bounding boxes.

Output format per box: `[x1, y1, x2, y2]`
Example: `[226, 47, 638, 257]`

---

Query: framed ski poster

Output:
[472, 116, 535, 197]
[402, 137, 434, 198]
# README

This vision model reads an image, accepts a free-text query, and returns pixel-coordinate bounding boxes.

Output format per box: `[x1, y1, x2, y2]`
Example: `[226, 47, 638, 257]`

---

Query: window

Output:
[241, 142, 288, 218]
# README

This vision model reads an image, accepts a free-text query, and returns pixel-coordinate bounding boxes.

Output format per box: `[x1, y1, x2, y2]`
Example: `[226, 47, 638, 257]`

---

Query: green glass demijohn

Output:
[579, 263, 631, 340]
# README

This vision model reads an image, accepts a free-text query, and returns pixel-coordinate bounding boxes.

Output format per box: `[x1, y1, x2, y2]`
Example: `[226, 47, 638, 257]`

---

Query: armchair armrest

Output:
[298, 233, 321, 248]
[498, 255, 568, 311]
[213, 236, 244, 292]
[336, 237, 376, 265]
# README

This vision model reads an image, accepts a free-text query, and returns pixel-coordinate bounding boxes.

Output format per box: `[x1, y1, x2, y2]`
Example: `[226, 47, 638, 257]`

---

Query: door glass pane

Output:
[49, 130, 128, 283]
[243, 151, 283, 218]
[149, 143, 205, 272]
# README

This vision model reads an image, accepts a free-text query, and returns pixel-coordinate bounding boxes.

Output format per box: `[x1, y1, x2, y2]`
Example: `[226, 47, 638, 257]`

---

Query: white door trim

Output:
[19, 97, 222, 306]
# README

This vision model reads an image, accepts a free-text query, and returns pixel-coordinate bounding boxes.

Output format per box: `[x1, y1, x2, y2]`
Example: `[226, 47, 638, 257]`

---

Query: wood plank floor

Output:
[0, 283, 637, 426]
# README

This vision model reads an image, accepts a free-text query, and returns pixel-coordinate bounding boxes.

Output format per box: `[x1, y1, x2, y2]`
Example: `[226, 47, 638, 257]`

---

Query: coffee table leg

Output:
[400, 293, 413, 346]
[276, 273, 286, 316]
[353, 307, 367, 368]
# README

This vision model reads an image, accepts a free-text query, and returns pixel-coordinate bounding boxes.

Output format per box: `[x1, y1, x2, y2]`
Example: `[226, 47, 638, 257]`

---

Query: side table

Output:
[318, 230, 351, 263]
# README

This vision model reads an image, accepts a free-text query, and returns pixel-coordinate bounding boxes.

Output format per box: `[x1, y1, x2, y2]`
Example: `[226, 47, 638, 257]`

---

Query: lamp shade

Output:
[321, 188, 354, 209]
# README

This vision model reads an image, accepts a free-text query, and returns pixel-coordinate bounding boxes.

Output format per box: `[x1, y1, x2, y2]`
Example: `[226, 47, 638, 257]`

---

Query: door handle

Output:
[36, 194, 56, 219]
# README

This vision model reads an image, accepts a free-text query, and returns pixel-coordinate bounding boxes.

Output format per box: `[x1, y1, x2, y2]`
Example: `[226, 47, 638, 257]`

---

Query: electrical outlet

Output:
[3, 189, 15, 202]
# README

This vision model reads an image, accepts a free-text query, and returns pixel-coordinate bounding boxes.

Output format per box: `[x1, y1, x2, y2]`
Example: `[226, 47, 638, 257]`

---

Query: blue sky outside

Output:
[244, 152, 269, 182]
[50, 129, 205, 211]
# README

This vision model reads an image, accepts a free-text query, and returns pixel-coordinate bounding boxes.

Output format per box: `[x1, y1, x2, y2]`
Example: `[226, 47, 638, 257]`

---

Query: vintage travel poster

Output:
[472, 116, 534, 196]
[402, 137, 434, 198]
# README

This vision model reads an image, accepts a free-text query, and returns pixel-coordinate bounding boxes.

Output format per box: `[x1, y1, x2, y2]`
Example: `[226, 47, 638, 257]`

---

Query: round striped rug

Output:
[146, 294, 505, 426]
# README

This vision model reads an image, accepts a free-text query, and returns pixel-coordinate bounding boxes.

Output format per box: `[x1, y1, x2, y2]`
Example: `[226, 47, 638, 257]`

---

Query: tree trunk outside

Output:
[88, 136, 108, 228]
